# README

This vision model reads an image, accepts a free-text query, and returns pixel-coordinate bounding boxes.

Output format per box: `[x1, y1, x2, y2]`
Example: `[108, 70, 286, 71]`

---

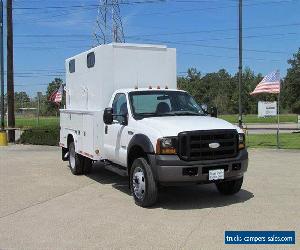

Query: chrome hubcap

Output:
[133, 167, 145, 200]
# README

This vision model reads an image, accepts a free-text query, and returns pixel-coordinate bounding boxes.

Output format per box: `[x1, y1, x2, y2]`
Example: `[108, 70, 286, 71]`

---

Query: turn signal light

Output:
[161, 148, 176, 154]
[238, 133, 246, 150]
[156, 137, 177, 155]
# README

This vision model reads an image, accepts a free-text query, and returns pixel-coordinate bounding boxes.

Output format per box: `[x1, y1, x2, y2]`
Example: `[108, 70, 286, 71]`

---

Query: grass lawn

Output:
[10, 114, 298, 128]
[13, 114, 298, 127]
[247, 133, 300, 149]
[219, 114, 298, 124]
[14, 116, 59, 128]
[220, 114, 298, 124]
[9, 116, 300, 149]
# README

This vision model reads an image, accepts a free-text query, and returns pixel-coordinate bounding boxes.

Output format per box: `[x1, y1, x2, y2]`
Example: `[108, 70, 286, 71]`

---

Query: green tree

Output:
[282, 48, 300, 113]
[14, 91, 30, 110]
[178, 68, 201, 98]
[44, 78, 65, 116]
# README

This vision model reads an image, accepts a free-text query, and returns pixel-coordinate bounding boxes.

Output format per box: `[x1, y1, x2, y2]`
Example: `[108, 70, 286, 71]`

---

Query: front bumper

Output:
[148, 149, 248, 185]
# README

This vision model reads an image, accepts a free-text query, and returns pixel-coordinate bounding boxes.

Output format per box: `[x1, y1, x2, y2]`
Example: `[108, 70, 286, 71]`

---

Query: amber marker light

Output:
[238, 133, 246, 149]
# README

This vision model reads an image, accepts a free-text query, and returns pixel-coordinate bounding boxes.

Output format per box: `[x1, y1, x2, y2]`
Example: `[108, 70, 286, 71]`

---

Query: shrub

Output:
[20, 125, 59, 146]
[291, 100, 300, 114]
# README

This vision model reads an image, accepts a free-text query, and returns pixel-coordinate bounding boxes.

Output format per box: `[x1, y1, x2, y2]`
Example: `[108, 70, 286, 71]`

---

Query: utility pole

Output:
[238, 0, 243, 128]
[7, 0, 15, 142]
[0, 0, 4, 130]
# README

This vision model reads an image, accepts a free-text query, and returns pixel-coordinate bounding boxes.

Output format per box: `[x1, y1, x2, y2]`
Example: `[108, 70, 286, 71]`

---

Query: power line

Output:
[126, 22, 300, 38]
[138, 38, 289, 54]
[122, 0, 298, 17]
[179, 51, 281, 62]
[14, 83, 50, 87]
[13, 22, 300, 38]
[13, 43, 293, 54]
[13, 31, 300, 45]
[12, 0, 297, 24]
[12, 0, 167, 10]
[12, 0, 296, 11]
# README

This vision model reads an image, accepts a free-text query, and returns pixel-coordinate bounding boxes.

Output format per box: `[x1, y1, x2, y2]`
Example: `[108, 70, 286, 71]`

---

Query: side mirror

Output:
[103, 108, 113, 125]
[201, 104, 208, 113]
[210, 107, 218, 118]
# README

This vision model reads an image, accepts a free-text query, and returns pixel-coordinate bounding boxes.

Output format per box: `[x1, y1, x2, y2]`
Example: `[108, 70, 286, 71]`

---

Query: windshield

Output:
[129, 90, 206, 119]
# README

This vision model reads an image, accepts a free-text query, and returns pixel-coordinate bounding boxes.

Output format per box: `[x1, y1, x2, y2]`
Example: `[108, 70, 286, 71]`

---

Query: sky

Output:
[6, 0, 300, 96]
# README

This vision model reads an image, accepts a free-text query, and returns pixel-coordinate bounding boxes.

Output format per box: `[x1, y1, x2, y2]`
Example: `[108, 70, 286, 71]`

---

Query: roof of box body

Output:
[66, 43, 170, 61]
[114, 88, 185, 94]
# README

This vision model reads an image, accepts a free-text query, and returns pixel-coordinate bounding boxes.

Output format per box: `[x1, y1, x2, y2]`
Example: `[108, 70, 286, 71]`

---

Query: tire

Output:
[68, 141, 84, 175]
[215, 177, 243, 195]
[130, 157, 158, 207]
[83, 157, 93, 174]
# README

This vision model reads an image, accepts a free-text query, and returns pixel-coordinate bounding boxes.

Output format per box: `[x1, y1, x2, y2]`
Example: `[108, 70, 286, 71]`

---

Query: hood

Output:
[136, 115, 242, 137]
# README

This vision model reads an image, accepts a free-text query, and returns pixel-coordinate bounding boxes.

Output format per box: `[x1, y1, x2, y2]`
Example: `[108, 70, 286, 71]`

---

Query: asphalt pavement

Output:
[0, 145, 299, 249]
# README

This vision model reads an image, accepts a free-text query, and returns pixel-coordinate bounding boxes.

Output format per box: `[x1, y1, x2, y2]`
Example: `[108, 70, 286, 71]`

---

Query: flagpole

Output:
[277, 71, 280, 149]
[277, 92, 280, 149]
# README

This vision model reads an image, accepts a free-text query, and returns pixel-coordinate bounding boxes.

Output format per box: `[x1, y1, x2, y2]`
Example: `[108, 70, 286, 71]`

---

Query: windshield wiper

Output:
[135, 112, 176, 119]
[154, 113, 176, 117]
[171, 111, 202, 116]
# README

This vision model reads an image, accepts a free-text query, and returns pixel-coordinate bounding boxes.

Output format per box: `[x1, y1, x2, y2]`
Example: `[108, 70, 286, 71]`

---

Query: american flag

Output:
[49, 84, 63, 103]
[250, 70, 280, 95]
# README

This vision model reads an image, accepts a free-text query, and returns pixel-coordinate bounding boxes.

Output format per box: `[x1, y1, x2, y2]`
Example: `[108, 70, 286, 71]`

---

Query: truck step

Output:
[104, 164, 128, 177]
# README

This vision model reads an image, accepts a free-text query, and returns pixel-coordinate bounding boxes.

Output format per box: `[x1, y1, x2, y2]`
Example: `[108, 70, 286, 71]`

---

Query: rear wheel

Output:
[130, 158, 158, 207]
[68, 141, 84, 175]
[83, 157, 93, 174]
[215, 177, 243, 195]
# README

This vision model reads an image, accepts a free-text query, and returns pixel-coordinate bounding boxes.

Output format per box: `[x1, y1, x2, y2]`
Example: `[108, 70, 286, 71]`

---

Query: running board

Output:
[104, 164, 128, 177]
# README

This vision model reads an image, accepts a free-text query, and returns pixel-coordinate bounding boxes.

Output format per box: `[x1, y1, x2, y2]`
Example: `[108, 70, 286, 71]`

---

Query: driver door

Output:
[103, 93, 128, 165]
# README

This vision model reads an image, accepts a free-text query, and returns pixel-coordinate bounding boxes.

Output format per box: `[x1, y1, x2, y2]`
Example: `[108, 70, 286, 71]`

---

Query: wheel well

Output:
[67, 134, 74, 148]
[127, 145, 148, 174]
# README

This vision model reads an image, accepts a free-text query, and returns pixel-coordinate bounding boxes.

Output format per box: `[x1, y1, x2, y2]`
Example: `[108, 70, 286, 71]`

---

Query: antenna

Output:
[94, 0, 125, 45]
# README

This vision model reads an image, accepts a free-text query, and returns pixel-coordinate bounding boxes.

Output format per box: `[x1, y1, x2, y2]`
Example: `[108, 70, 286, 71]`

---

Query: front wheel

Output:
[215, 177, 243, 195]
[130, 158, 158, 207]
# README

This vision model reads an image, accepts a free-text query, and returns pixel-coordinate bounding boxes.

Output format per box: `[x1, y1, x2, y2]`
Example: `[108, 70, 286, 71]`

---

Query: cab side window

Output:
[112, 93, 128, 123]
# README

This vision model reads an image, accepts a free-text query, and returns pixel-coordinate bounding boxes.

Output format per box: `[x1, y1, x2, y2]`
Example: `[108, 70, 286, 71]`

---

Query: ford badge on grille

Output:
[209, 142, 220, 149]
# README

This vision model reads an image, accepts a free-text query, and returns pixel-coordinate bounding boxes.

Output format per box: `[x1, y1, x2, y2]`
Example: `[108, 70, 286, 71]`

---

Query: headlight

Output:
[238, 133, 246, 149]
[156, 137, 177, 155]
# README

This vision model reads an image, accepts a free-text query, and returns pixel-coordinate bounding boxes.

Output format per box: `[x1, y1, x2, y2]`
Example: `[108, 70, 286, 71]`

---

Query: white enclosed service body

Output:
[60, 43, 177, 160]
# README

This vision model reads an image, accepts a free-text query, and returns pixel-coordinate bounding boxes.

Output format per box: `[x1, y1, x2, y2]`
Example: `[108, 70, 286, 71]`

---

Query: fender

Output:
[61, 131, 78, 161]
[127, 134, 158, 180]
[67, 131, 79, 150]
[127, 134, 155, 155]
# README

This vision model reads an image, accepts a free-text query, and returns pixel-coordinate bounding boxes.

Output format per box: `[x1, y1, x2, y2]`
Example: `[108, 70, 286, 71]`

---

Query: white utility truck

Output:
[60, 43, 248, 207]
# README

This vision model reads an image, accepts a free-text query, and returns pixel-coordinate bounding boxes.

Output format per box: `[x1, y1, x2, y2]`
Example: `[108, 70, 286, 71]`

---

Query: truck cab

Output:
[60, 43, 248, 207]
[100, 88, 248, 206]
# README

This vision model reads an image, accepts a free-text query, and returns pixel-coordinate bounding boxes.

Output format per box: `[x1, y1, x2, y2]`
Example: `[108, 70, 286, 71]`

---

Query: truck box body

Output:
[65, 43, 177, 110]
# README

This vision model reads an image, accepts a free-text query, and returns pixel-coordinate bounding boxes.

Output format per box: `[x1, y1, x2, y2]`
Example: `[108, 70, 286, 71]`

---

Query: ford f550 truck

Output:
[60, 43, 248, 207]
